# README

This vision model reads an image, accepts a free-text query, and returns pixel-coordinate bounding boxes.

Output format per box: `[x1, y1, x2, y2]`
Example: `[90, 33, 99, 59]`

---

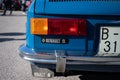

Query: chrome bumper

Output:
[19, 45, 120, 73]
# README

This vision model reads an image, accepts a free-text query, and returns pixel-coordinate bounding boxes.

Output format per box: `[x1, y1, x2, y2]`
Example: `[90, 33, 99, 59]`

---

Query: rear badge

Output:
[41, 38, 69, 44]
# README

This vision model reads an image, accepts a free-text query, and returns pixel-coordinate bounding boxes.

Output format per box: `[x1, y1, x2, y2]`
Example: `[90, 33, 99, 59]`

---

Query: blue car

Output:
[19, 0, 120, 78]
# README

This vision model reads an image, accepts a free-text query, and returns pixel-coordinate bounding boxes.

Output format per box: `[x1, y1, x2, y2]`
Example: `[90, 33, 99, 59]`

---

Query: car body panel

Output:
[19, 0, 120, 73]
[35, 0, 120, 15]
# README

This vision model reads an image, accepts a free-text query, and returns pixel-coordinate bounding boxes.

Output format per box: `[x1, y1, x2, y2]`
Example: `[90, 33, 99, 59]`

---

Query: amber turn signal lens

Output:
[31, 18, 48, 35]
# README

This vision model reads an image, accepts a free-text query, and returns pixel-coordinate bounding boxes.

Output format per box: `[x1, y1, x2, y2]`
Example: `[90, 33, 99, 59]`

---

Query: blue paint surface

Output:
[35, 0, 120, 15]
[26, 0, 120, 56]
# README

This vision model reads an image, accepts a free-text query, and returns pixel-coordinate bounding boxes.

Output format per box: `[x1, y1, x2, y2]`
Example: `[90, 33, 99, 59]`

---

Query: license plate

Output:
[41, 38, 69, 44]
[97, 26, 120, 56]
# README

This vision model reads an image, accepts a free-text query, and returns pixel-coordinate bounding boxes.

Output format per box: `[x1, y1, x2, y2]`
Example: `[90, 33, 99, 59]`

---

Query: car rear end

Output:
[19, 0, 120, 77]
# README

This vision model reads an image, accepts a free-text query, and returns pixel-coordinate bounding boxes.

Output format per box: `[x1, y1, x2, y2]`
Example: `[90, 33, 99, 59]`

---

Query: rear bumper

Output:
[19, 44, 120, 72]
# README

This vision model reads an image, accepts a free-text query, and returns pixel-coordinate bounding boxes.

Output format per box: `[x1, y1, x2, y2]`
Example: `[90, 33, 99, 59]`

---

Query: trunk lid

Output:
[35, 0, 120, 15]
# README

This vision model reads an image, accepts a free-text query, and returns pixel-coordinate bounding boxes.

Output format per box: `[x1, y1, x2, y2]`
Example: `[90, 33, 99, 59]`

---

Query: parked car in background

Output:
[19, 0, 120, 78]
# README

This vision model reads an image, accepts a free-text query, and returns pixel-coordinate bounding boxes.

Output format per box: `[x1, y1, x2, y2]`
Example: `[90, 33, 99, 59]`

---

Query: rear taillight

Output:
[31, 18, 86, 36]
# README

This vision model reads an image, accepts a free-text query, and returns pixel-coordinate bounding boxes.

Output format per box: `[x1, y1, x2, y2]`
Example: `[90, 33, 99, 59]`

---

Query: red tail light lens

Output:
[48, 19, 78, 36]
[48, 19, 86, 36]
[78, 19, 87, 36]
[31, 18, 87, 36]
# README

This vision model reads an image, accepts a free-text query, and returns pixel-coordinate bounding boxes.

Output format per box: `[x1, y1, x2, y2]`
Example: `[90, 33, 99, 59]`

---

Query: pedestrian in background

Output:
[21, 0, 26, 12]
[1, 0, 13, 16]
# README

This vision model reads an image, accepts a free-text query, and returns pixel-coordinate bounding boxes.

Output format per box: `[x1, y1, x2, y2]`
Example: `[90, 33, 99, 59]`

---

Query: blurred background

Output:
[0, 0, 32, 11]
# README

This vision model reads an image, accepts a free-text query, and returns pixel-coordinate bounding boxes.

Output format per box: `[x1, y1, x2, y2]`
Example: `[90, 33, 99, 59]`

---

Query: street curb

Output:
[0, 11, 27, 16]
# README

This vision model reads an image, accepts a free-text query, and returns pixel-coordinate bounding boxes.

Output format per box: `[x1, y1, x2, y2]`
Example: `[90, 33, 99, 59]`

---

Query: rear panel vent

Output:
[49, 0, 120, 2]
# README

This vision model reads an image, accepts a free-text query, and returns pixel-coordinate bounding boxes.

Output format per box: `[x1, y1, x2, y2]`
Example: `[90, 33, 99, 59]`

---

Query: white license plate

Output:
[97, 26, 120, 56]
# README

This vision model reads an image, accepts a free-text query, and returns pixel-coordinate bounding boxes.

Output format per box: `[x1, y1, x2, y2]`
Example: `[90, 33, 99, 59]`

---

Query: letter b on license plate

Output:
[98, 26, 120, 56]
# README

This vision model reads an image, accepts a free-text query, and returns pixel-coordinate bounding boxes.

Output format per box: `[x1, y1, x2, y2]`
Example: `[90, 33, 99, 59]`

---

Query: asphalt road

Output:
[0, 11, 120, 80]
